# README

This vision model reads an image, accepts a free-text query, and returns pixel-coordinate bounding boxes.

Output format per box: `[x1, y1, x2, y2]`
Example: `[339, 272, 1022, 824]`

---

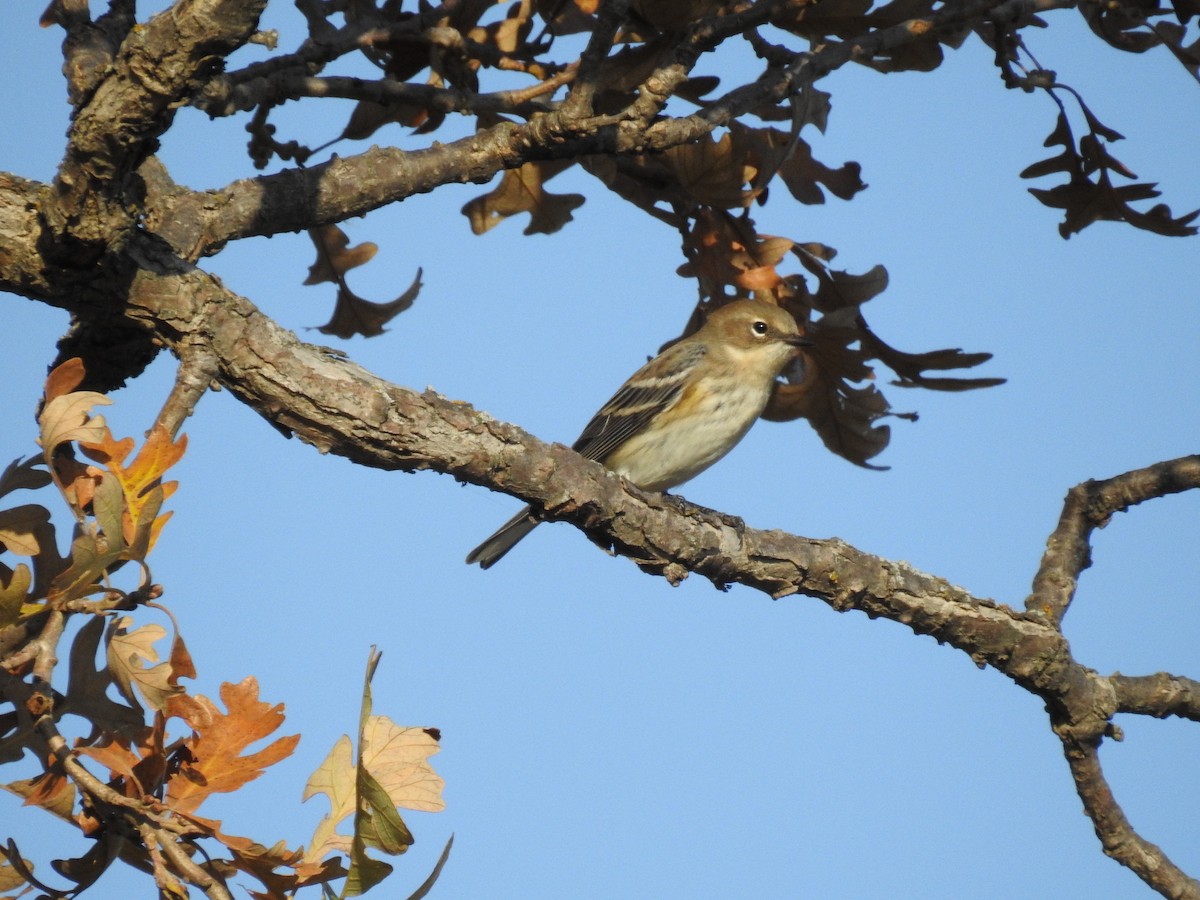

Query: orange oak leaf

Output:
[75, 736, 168, 802]
[165, 678, 299, 815]
[7, 769, 76, 819]
[42, 357, 87, 406]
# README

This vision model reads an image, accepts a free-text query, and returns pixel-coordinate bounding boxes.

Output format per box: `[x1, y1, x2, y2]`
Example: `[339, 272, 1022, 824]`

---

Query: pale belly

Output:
[603, 381, 766, 491]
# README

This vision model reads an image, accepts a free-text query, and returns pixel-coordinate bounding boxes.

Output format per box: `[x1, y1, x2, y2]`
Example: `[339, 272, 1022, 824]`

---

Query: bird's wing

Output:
[571, 341, 707, 463]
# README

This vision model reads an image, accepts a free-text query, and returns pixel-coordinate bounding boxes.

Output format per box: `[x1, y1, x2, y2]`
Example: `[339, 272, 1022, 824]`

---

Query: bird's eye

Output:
[751, 320, 769, 336]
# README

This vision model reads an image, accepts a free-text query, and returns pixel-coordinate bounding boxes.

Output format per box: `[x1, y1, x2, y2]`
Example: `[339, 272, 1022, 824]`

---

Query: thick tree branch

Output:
[95, 245, 1109, 692]
[46, 0, 267, 246]
[88, 247, 1196, 898]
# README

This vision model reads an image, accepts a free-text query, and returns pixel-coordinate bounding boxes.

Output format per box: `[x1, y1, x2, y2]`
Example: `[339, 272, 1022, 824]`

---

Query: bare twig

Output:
[558, 0, 629, 119]
[1026, 455, 1200, 625]
[155, 347, 220, 439]
[1061, 737, 1200, 899]
[1112, 672, 1200, 722]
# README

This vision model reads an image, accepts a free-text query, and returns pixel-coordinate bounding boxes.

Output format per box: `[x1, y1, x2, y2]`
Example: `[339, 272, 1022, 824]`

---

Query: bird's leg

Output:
[658, 491, 746, 534]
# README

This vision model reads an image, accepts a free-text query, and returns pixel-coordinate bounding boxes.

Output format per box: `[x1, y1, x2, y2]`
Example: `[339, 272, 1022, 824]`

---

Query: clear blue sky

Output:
[3, 5, 1199, 898]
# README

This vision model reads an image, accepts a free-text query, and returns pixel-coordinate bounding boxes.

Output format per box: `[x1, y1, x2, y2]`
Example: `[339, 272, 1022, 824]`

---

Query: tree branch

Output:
[1026, 456, 1200, 625]
[46, 0, 267, 245]
[95, 246, 1200, 898]
[1062, 737, 1200, 899]
[148, 0, 1036, 256]
[1112, 672, 1200, 722]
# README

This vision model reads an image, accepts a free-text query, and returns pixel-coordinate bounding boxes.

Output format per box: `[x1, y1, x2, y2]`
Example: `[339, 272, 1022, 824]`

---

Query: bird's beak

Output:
[784, 334, 814, 348]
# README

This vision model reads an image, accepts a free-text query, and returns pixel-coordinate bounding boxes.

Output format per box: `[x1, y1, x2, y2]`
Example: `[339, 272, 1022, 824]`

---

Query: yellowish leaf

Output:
[106, 617, 183, 712]
[0, 563, 32, 627]
[303, 734, 356, 862]
[38, 394, 112, 459]
[360, 717, 445, 814]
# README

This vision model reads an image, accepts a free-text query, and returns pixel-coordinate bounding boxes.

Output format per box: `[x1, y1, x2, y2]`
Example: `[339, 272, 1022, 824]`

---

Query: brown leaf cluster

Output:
[240, 0, 1194, 472]
[1, 365, 446, 899]
[1021, 106, 1199, 238]
[1078, 0, 1200, 66]
[668, 211, 1000, 467]
[0, 361, 185, 632]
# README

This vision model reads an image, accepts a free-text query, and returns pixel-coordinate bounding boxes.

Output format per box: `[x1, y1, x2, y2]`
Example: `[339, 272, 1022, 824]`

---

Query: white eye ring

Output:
[751, 320, 769, 336]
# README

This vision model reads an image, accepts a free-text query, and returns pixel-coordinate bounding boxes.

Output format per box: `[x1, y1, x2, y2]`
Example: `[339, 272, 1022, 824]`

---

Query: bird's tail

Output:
[465, 506, 540, 569]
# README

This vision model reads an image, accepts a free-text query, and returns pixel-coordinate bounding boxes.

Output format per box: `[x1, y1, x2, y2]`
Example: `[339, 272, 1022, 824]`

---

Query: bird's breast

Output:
[603, 378, 770, 491]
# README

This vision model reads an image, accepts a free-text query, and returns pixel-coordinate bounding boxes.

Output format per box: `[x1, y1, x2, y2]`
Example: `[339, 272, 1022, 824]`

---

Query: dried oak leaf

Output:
[535, 0, 598, 34]
[0, 841, 43, 900]
[317, 270, 423, 339]
[860, 323, 1005, 391]
[76, 734, 167, 802]
[38, 392, 111, 464]
[304, 226, 379, 286]
[463, 159, 585, 235]
[304, 649, 446, 896]
[341, 97, 441, 142]
[201, 823, 346, 900]
[42, 355, 86, 404]
[793, 244, 888, 312]
[49, 832, 126, 895]
[165, 677, 299, 816]
[661, 132, 756, 209]
[631, 0, 723, 30]
[81, 424, 186, 554]
[52, 451, 105, 515]
[47, 529, 123, 606]
[364, 12, 431, 82]
[731, 123, 865, 205]
[304, 718, 445, 863]
[1021, 110, 1199, 237]
[772, 0, 874, 40]
[0, 505, 51, 558]
[1156, 21, 1200, 78]
[0, 563, 32, 628]
[106, 616, 185, 713]
[763, 319, 895, 469]
[468, 0, 534, 53]
[4, 769, 76, 820]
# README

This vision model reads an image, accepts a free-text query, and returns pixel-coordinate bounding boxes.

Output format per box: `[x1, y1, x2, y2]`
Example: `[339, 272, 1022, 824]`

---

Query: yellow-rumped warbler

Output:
[466, 299, 811, 568]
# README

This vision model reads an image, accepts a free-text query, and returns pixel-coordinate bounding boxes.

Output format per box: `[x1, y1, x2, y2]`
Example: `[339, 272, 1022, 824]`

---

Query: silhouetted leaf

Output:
[304, 225, 379, 286]
[317, 270, 423, 339]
